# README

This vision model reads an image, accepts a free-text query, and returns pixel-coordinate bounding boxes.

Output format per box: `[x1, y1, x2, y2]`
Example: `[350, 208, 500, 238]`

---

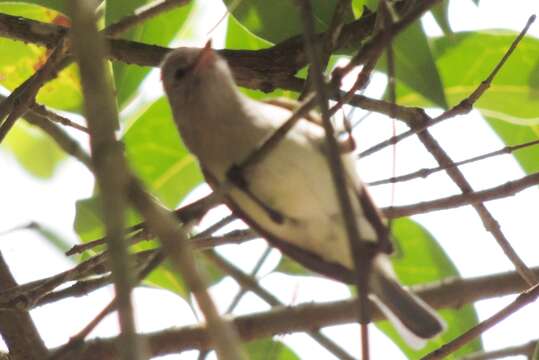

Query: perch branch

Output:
[70, 266, 539, 359]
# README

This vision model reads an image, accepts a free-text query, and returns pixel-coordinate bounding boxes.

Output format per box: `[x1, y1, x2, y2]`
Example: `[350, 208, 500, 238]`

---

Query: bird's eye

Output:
[174, 67, 188, 80]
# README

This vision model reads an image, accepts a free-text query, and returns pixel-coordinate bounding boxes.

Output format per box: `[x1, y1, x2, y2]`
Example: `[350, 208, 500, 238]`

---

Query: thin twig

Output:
[36, 250, 161, 307]
[422, 283, 539, 360]
[206, 251, 357, 360]
[48, 251, 164, 360]
[30, 103, 88, 132]
[461, 340, 537, 360]
[0, 252, 110, 309]
[127, 178, 247, 360]
[417, 128, 537, 285]
[0, 252, 48, 359]
[369, 138, 539, 186]
[360, 15, 536, 158]
[383, 171, 539, 218]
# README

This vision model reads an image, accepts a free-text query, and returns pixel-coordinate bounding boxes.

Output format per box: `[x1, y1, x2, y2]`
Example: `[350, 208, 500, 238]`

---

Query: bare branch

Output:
[462, 340, 537, 360]
[383, 170, 539, 218]
[67, 1, 141, 358]
[423, 283, 539, 359]
[360, 15, 536, 158]
[297, 1, 376, 359]
[0, 253, 48, 359]
[0, 37, 69, 142]
[369, 138, 539, 186]
[127, 179, 247, 360]
[71, 266, 538, 359]
[206, 250, 356, 360]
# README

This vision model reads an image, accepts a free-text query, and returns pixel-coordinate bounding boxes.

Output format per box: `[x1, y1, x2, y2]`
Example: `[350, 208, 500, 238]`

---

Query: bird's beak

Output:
[193, 40, 215, 75]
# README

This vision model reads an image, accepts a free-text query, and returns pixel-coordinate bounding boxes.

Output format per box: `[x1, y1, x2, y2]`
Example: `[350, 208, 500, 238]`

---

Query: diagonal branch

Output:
[416, 127, 537, 286]
[423, 283, 539, 360]
[382, 171, 539, 218]
[0, 253, 48, 359]
[369, 139, 539, 186]
[0, 36, 69, 142]
[360, 15, 536, 158]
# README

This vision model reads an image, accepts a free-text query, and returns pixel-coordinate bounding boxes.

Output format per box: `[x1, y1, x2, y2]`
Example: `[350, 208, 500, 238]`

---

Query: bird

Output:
[161, 42, 444, 348]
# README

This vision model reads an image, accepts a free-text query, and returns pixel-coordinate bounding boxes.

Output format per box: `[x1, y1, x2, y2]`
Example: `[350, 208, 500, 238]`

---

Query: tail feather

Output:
[370, 256, 445, 347]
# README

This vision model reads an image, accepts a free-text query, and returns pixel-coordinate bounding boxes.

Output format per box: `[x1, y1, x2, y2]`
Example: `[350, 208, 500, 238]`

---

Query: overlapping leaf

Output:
[106, 0, 194, 108]
[397, 31, 539, 174]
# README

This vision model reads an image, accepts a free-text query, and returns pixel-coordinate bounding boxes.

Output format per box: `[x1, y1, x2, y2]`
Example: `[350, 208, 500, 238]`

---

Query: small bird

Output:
[161, 42, 444, 347]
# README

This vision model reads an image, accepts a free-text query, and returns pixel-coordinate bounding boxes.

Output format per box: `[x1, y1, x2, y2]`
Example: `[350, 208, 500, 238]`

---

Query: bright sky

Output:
[1, 1, 538, 359]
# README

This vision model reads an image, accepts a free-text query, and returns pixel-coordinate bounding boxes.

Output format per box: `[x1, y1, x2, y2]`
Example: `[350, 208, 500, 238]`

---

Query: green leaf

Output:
[123, 97, 203, 208]
[145, 258, 188, 298]
[73, 196, 141, 242]
[0, 3, 82, 112]
[106, 0, 194, 108]
[380, 21, 448, 109]
[397, 31, 539, 174]
[377, 218, 481, 359]
[2, 121, 65, 178]
[0, 0, 68, 14]
[431, 1, 452, 36]
[246, 339, 300, 360]
[74, 97, 202, 241]
[486, 116, 539, 174]
[223, 0, 355, 44]
[275, 255, 313, 276]
[225, 15, 298, 100]
[32, 222, 74, 255]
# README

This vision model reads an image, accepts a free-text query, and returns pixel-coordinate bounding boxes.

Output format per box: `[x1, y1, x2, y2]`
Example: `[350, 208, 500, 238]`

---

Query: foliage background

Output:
[0, 0, 538, 359]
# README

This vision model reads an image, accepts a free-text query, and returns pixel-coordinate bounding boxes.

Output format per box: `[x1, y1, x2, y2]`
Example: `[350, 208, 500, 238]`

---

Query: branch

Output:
[0, 36, 69, 142]
[67, 2, 140, 358]
[416, 127, 537, 285]
[298, 1, 376, 359]
[369, 139, 539, 186]
[359, 15, 536, 158]
[71, 266, 537, 359]
[0, 252, 48, 359]
[423, 283, 539, 359]
[206, 251, 355, 360]
[462, 340, 537, 360]
[382, 171, 539, 218]
[126, 179, 247, 360]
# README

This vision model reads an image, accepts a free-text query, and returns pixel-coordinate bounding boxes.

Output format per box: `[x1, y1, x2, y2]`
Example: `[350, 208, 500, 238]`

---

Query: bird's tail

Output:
[369, 255, 445, 349]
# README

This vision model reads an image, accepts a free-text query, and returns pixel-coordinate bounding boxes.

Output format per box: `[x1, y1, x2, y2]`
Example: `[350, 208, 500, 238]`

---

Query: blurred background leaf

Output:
[0, 3, 82, 112]
[223, 0, 356, 44]
[377, 218, 481, 359]
[2, 121, 65, 178]
[0, 0, 68, 14]
[105, 0, 194, 109]
[246, 339, 301, 360]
